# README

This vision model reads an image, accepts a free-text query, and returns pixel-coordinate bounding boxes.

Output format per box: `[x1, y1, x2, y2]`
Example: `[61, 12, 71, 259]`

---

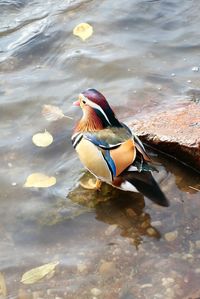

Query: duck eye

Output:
[82, 100, 86, 104]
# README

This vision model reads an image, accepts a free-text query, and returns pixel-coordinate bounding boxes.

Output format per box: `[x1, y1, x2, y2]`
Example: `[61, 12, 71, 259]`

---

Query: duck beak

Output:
[73, 100, 80, 106]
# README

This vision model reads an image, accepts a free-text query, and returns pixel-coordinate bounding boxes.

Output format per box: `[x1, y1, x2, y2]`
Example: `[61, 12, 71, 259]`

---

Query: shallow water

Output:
[0, 0, 200, 298]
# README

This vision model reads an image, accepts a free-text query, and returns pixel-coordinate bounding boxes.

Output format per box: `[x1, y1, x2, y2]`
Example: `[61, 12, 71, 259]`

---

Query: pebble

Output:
[184, 276, 189, 283]
[11, 182, 17, 186]
[192, 66, 199, 72]
[171, 73, 176, 77]
[182, 253, 193, 260]
[126, 208, 137, 217]
[166, 288, 175, 297]
[77, 262, 87, 273]
[195, 240, 200, 249]
[164, 230, 178, 242]
[146, 227, 158, 237]
[141, 220, 150, 229]
[105, 224, 118, 236]
[151, 221, 162, 227]
[32, 292, 43, 299]
[46, 289, 53, 296]
[91, 288, 102, 296]
[153, 294, 163, 299]
[99, 261, 116, 277]
[162, 277, 175, 286]
[140, 283, 153, 288]
[18, 289, 32, 299]
[174, 286, 184, 296]
[112, 247, 121, 256]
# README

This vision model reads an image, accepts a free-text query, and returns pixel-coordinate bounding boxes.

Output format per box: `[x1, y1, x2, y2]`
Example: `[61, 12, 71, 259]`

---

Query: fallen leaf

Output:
[24, 173, 56, 188]
[21, 261, 59, 285]
[32, 130, 53, 147]
[0, 272, 7, 298]
[42, 105, 64, 121]
[73, 23, 93, 41]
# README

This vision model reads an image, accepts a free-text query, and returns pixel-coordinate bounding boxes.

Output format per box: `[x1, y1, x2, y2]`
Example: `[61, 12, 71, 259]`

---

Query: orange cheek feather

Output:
[110, 139, 136, 177]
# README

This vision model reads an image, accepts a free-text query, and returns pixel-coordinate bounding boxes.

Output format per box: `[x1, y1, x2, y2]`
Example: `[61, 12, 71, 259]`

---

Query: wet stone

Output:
[164, 231, 178, 242]
[99, 261, 116, 277]
[162, 277, 175, 286]
[77, 262, 87, 273]
[140, 283, 153, 289]
[146, 227, 158, 237]
[105, 224, 118, 236]
[18, 289, 32, 299]
[151, 221, 162, 227]
[126, 208, 137, 217]
[32, 292, 43, 299]
[141, 220, 150, 229]
[192, 66, 199, 72]
[195, 240, 200, 249]
[129, 101, 200, 170]
[90, 288, 102, 296]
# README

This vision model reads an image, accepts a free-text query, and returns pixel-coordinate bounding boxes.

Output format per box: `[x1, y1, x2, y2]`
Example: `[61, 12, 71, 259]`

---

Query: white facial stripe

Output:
[80, 94, 111, 125]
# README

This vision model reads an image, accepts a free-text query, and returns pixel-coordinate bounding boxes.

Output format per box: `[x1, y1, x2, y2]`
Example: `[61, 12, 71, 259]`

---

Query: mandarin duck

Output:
[71, 88, 169, 207]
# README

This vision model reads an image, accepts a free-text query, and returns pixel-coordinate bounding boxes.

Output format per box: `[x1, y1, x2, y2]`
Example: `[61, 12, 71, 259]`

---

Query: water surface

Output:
[0, 0, 200, 298]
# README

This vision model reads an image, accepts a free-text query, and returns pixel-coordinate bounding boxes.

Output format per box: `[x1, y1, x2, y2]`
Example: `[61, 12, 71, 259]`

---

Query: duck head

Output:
[74, 88, 122, 132]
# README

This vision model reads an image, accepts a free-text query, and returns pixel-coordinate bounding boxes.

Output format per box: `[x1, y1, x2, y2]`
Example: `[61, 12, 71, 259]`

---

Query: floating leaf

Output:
[21, 261, 59, 285]
[0, 272, 7, 298]
[42, 105, 63, 121]
[73, 23, 93, 41]
[32, 130, 53, 147]
[24, 173, 56, 188]
[42, 105, 73, 121]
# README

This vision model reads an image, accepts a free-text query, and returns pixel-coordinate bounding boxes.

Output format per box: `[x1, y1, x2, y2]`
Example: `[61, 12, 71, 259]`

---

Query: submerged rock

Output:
[129, 101, 200, 171]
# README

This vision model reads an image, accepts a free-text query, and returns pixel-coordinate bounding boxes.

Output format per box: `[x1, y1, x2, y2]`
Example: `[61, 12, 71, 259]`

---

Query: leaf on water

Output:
[42, 105, 73, 121]
[73, 23, 93, 41]
[21, 261, 59, 285]
[42, 105, 65, 121]
[0, 272, 7, 298]
[32, 130, 53, 147]
[24, 173, 56, 188]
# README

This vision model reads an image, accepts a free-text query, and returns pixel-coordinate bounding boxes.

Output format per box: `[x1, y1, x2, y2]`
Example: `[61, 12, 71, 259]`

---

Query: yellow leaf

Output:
[21, 261, 59, 285]
[24, 173, 56, 188]
[42, 105, 73, 121]
[32, 130, 53, 147]
[0, 272, 7, 298]
[73, 23, 93, 41]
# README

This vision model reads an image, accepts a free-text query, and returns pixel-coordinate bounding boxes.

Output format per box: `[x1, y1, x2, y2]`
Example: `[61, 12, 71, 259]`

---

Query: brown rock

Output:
[129, 102, 200, 170]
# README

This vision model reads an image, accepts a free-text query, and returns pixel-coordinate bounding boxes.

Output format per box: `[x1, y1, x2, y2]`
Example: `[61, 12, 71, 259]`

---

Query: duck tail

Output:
[123, 171, 169, 207]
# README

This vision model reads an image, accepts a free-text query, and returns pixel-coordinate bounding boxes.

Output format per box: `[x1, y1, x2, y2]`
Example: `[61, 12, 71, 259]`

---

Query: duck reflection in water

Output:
[69, 171, 161, 248]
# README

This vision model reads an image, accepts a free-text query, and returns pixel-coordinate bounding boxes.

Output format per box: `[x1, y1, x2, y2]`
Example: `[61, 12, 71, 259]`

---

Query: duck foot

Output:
[80, 178, 102, 191]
